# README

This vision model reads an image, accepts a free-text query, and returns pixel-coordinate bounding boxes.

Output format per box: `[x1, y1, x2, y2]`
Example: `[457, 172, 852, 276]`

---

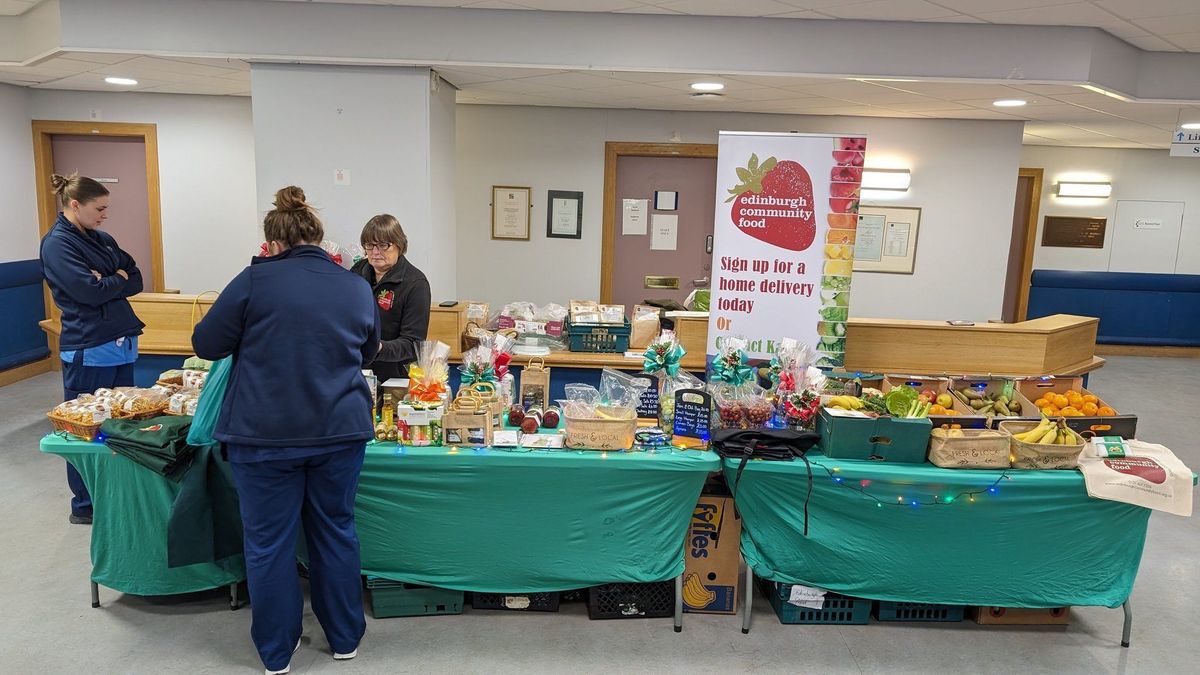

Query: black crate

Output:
[587, 581, 675, 620]
[471, 592, 560, 612]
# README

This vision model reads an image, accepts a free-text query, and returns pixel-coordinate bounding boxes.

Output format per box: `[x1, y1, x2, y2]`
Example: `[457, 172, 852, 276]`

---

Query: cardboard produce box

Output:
[1017, 376, 1138, 439]
[881, 376, 988, 429]
[817, 407, 931, 463]
[682, 495, 741, 614]
[949, 377, 1032, 419]
[973, 606, 1071, 625]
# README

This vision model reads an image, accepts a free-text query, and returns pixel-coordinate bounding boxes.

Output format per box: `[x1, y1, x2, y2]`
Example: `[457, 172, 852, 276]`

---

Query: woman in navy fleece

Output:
[40, 173, 144, 525]
[192, 186, 379, 675]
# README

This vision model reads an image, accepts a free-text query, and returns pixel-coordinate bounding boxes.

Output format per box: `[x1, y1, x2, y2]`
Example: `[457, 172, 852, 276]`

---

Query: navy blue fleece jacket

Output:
[40, 213, 145, 351]
[191, 245, 381, 449]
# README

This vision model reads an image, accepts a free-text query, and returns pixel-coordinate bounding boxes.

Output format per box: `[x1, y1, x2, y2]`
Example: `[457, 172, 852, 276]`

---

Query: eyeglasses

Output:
[363, 242, 394, 252]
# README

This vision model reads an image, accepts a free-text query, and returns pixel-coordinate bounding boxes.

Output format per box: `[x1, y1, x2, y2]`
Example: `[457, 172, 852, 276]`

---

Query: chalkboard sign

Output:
[633, 374, 659, 419]
[1042, 216, 1106, 248]
[673, 388, 712, 444]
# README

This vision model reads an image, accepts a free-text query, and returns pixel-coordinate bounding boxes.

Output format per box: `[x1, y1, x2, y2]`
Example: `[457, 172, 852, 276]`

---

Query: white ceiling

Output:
[2, 1, 1200, 149]
[255, 0, 1200, 52]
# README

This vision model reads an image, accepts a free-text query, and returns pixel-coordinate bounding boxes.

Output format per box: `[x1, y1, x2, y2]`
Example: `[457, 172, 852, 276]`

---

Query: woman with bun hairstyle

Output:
[192, 187, 379, 674]
[40, 172, 144, 525]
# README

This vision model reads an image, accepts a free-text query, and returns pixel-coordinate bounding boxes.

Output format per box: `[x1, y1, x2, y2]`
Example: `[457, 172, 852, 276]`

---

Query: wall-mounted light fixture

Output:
[861, 168, 911, 192]
[1055, 181, 1112, 198]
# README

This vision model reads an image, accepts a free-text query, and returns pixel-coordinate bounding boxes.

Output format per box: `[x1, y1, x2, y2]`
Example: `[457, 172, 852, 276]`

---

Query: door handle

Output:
[705, 235, 713, 254]
[692, 277, 710, 287]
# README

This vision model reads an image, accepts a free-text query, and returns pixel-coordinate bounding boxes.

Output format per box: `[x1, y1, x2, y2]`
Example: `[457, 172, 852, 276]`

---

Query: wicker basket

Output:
[564, 406, 637, 450]
[123, 406, 170, 421]
[928, 428, 1011, 469]
[461, 321, 490, 352]
[997, 420, 1085, 469]
[46, 412, 103, 441]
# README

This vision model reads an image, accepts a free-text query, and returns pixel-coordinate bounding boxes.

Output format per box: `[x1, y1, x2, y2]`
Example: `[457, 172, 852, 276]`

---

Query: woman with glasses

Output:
[352, 214, 432, 386]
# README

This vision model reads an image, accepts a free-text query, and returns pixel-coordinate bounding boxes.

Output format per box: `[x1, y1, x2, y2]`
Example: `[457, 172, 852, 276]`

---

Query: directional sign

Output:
[1171, 129, 1200, 157]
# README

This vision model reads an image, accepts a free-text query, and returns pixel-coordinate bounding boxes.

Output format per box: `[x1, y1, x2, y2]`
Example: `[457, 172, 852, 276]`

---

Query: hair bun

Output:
[273, 185, 310, 212]
[50, 172, 75, 194]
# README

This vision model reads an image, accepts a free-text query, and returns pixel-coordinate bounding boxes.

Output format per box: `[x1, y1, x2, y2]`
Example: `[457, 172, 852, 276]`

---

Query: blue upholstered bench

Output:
[1027, 270, 1200, 347]
[0, 260, 51, 370]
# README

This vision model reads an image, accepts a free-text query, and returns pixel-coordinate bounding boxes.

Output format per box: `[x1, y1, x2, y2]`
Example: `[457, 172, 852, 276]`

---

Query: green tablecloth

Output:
[41, 434, 718, 596]
[359, 443, 719, 592]
[40, 434, 245, 596]
[724, 454, 1151, 608]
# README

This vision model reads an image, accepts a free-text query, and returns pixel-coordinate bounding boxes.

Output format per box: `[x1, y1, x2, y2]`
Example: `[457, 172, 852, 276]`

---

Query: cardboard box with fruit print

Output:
[1017, 376, 1137, 439]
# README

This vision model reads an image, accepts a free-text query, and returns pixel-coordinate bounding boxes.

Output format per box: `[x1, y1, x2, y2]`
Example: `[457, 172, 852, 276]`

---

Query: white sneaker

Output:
[333, 647, 358, 661]
[265, 639, 301, 674]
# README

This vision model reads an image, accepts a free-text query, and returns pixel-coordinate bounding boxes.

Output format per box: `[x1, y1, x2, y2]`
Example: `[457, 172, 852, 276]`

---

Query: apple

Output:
[921, 389, 938, 401]
[936, 393, 953, 408]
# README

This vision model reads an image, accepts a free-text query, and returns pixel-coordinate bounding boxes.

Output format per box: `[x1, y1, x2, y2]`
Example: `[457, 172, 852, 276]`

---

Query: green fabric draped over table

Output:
[724, 454, 1151, 609]
[358, 443, 719, 592]
[40, 434, 245, 596]
[41, 434, 718, 596]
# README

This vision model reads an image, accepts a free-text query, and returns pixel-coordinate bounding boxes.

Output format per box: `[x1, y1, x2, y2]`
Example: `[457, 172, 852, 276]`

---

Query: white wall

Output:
[30, 90, 258, 292]
[457, 105, 1024, 321]
[1022, 145, 1200, 275]
[250, 64, 454, 297]
[427, 76, 457, 300]
[0, 83, 38, 263]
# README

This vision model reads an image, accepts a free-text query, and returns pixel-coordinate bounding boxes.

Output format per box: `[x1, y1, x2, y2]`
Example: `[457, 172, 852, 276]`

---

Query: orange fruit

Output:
[1081, 402, 1099, 416]
[1052, 394, 1069, 409]
[1082, 394, 1099, 404]
[929, 404, 946, 415]
[1041, 406, 1057, 417]
[1098, 406, 1117, 417]
[1060, 406, 1080, 416]
[1033, 397, 1050, 409]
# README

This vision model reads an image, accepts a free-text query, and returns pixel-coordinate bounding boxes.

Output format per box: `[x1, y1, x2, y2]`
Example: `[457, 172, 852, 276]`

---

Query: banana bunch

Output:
[1014, 417, 1076, 445]
[826, 396, 863, 411]
[682, 572, 716, 608]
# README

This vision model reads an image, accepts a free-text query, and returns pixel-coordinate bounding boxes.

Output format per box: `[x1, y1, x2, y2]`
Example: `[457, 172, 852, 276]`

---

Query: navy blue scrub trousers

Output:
[229, 444, 367, 671]
[61, 351, 134, 517]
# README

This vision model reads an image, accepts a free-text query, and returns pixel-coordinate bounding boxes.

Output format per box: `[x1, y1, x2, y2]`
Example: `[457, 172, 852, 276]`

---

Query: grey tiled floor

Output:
[1, 357, 1196, 674]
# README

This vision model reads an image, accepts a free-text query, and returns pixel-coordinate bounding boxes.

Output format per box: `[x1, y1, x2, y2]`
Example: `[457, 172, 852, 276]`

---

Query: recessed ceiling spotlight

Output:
[993, 99, 1027, 107]
[690, 82, 725, 91]
[1182, 122, 1200, 130]
[104, 77, 138, 86]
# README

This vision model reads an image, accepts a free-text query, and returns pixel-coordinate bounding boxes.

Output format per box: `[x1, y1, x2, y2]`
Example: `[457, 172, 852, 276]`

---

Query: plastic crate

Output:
[759, 578, 870, 625]
[566, 320, 631, 353]
[471, 592, 560, 612]
[366, 578, 463, 619]
[587, 581, 675, 620]
[874, 601, 964, 622]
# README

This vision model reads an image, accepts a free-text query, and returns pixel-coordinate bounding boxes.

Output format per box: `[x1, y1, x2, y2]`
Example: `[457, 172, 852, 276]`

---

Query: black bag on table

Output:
[711, 428, 821, 535]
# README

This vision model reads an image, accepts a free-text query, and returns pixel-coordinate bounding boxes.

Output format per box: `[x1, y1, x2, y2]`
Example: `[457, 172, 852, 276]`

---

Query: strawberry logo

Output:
[1103, 457, 1168, 485]
[377, 290, 394, 311]
[138, 424, 163, 432]
[726, 154, 817, 252]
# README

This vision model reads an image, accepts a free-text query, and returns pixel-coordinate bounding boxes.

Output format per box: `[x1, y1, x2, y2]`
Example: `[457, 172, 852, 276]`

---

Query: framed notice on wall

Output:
[491, 186, 531, 240]
[546, 190, 583, 239]
[853, 205, 921, 274]
[1041, 216, 1106, 248]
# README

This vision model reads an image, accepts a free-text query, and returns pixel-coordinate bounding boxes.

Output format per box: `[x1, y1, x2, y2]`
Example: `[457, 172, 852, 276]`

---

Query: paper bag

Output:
[519, 357, 551, 410]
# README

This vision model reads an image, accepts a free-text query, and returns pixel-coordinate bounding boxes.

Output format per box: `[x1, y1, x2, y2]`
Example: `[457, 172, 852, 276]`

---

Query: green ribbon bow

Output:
[710, 350, 753, 386]
[643, 342, 686, 378]
[459, 363, 497, 385]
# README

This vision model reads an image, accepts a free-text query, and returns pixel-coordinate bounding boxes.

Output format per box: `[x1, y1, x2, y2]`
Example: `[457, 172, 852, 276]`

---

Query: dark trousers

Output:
[61, 354, 134, 517]
[229, 445, 367, 671]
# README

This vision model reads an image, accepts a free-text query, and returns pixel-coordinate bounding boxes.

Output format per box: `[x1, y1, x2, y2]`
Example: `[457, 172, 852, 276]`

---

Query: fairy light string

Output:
[822, 465, 1012, 508]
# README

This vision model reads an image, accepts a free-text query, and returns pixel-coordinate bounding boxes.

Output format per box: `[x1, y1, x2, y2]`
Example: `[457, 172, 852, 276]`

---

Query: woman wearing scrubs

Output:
[40, 173, 144, 524]
[192, 186, 379, 674]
